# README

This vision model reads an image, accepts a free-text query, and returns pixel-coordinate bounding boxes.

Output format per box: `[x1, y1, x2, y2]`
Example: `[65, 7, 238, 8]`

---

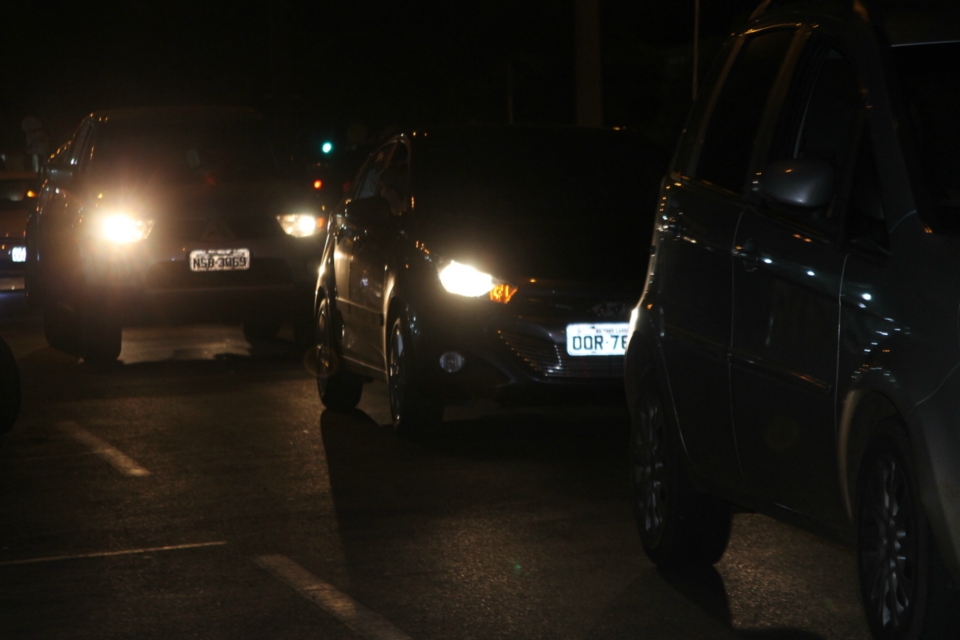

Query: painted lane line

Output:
[0, 541, 227, 567]
[255, 555, 413, 640]
[57, 421, 151, 477]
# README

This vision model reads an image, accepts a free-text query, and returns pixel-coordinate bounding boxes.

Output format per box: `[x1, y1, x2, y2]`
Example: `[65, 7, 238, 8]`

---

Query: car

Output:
[28, 106, 326, 361]
[624, 2, 960, 638]
[310, 125, 666, 433]
[0, 169, 38, 275]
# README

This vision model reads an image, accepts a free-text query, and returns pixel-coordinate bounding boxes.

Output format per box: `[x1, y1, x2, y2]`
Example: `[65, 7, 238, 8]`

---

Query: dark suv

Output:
[28, 107, 325, 361]
[625, 3, 960, 637]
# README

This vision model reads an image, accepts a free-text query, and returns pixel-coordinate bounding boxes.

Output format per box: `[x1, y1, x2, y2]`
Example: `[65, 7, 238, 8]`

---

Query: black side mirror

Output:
[758, 159, 834, 209]
[345, 196, 393, 225]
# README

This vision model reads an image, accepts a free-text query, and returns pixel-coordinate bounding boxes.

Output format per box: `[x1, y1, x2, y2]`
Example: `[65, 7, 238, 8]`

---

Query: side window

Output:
[695, 29, 796, 193]
[68, 123, 94, 169]
[354, 143, 394, 200]
[768, 47, 861, 175]
[846, 129, 888, 256]
[378, 141, 409, 215]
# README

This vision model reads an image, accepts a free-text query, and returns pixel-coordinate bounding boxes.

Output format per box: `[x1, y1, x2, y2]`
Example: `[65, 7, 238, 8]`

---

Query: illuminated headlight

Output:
[437, 260, 517, 303]
[277, 213, 322, 238]
[100, 214, 154, 244]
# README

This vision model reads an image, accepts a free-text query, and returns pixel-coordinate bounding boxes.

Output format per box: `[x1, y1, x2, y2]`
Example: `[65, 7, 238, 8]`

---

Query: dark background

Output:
[0, 0, 758, 163]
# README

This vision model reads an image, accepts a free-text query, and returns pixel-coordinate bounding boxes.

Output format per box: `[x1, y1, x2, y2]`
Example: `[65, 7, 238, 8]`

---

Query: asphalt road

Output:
[0, 289, 871, 639]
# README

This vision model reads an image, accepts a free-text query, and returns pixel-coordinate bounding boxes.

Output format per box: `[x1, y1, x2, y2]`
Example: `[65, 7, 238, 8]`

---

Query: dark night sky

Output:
[1, 1, 758, 159]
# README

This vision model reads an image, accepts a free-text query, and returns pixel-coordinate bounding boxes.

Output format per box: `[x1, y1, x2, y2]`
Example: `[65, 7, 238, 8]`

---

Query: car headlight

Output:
[437, 260, 517, 303]
[277, 213, 322, 238]
[99, 214, 154, 244]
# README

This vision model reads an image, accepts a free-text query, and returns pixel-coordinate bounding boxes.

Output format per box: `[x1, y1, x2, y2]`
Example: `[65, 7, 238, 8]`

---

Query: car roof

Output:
[88, 106, 263, 127]
[750, 0, 960, 46]
[408, 124, 657, 147]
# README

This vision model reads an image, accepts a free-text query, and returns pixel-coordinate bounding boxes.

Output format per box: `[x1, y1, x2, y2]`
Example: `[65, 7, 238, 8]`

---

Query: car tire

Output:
[0, 336, 21, 435]
[855, 422, 958, 639]
[43, 300, 81, 355]
[242, 318, 282, 342]
[630, 381, 732, 567]
[387, 313, 442, 437]
[80, 305, 123, 363]
[315, 298, 363, 411]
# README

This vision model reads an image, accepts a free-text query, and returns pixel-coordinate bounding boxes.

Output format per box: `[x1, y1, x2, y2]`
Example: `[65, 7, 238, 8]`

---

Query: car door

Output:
[655, 27, 801, 490]
[350, 138, 409, 369]
[730, 41, 863, 523]
[332, 143, 394, 363]
[38, 120, 95, 295]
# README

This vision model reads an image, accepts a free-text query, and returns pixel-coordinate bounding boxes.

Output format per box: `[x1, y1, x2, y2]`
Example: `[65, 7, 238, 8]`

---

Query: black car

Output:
[28, 107, 326, 361]
[312, 125, 666, 433]
[0, 170, 38, 274]
[625, 3, 960, 638]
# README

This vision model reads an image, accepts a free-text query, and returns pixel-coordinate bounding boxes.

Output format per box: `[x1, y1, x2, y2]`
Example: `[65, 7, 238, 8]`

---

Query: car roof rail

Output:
[749, 0, 856, 21]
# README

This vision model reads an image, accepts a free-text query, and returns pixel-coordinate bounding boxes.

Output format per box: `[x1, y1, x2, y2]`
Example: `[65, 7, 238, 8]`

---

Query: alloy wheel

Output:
[859, 454, 918, 633]
[387, 321, 406, 423]
[633, 393, 667, 538]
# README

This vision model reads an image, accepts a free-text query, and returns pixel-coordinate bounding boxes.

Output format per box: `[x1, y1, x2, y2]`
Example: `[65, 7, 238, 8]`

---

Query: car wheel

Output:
[80, 292, 122, 363]
[315, 298, 363, 410]
[855, 424, 956, 639]
[43, 300, 81, 355]
[387, 313, 442, 437]
[242, 318, 282, 342]
[0, 336, 21, 435]
[630, 382, 732, 567]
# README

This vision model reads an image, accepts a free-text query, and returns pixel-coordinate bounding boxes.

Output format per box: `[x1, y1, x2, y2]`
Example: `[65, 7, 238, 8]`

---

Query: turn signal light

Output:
[489, 284, 517, 304]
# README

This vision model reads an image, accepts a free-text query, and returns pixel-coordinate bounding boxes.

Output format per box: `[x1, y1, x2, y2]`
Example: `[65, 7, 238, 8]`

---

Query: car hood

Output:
[415, 214, 651, 287]
[85, 180, 316, 219]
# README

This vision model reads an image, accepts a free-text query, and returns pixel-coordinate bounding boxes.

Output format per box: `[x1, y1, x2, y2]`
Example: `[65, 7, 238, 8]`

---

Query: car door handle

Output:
[733, 238, 760, 272]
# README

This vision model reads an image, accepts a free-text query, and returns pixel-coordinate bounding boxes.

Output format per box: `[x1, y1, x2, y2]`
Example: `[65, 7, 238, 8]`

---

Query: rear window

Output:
[90, 121, 280, 185]
[415, 135, 665, 221]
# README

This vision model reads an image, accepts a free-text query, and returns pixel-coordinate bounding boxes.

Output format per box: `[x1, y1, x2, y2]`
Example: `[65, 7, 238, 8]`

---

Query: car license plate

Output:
[189, 248, 250, 272]
[566, 323, 629, 356]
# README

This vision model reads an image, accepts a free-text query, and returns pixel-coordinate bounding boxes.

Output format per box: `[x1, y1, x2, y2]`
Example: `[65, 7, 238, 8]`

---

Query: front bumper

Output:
[74, 231, 323, 324]
[409, 282, 636, 405]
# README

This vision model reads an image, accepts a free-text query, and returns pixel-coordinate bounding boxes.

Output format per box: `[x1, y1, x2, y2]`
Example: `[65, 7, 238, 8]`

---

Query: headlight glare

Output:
[100, 214, 153, 244]
[278, 213, 322, 237]
[438, 260, 495, 297]
[437, 260, 516, 303]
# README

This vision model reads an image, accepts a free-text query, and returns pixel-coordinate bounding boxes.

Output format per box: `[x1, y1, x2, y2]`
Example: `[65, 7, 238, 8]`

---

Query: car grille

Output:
[144, 258, 293, 290]
[497, 330, 624, 379]
[151, 216, 282, 242]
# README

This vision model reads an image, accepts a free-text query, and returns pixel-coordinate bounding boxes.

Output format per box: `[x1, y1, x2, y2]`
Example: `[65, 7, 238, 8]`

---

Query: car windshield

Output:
[894, 41, 960, 232]
[90, 121, 280, 185]
[416, 135, 660, 221]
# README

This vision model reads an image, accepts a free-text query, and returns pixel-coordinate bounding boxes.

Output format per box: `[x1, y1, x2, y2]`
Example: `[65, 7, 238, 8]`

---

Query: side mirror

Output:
[345, 196, 393, 225]
[757, 159, 834, 209]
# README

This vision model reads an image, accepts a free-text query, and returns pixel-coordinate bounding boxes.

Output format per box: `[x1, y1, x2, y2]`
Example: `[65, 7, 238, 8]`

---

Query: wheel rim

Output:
[315, 303, 337, 383]
[387, 322, 405, 424]
[632, 393, 666, 538]
[859, 455, 917, 632]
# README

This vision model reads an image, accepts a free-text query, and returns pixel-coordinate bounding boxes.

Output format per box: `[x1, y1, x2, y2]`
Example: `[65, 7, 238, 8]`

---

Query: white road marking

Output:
[255, 555, 413, 640]
[0, 541, 227, 567]
[57, 421, 151, 477]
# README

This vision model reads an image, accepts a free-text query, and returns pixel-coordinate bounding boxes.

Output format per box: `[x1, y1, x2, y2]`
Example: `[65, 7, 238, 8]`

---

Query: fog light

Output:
[439, 351, 465, 373]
